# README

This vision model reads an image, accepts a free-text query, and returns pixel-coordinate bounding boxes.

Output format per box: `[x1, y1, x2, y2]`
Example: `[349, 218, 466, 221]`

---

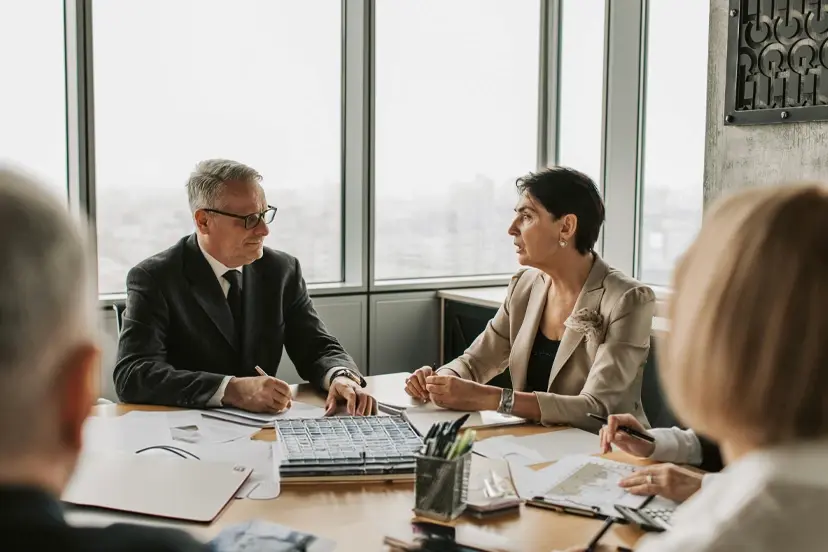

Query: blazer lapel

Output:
[182, 235, 238, 350]
[241, 262, 265, 376]
[547, 255, 610, 388]
[509, 275, 551, 392]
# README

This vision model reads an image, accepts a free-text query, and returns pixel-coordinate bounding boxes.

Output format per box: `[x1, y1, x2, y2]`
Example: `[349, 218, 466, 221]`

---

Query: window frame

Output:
[57, 0, 680, 304]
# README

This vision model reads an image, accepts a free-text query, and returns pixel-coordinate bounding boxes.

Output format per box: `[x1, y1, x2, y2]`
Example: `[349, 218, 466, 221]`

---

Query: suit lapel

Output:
[242, 262, 265, 376]
[509, 275, 550, 392]
[547, 254, 610, 388]
[182, 235, 238, 350]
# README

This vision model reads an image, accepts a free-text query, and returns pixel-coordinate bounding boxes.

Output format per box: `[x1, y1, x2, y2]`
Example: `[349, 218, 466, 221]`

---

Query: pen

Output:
[527, 497, 603, 519]
[254, 365, 268, 377]
[585, 517, 615, 552]
[587, 413, 656, 444]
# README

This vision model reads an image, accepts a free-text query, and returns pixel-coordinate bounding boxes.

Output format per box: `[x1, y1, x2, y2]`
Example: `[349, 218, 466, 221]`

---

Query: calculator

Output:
[614, 504, 675, 532]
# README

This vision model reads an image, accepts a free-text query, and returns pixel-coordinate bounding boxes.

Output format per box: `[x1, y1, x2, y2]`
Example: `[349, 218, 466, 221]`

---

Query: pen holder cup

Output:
[413, 452, 472, 521]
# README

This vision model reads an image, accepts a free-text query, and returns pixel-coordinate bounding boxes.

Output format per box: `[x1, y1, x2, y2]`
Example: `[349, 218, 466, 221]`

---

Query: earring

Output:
[559, 239, 567, 247]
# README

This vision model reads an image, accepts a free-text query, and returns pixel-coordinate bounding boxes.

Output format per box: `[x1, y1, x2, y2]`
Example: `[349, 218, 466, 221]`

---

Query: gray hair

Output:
[0, 166, 95, 450]
[186, 159, 262, 212]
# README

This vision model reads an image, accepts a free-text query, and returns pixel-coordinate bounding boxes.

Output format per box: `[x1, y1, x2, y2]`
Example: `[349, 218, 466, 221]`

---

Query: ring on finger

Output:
[646, 474, 654, 485]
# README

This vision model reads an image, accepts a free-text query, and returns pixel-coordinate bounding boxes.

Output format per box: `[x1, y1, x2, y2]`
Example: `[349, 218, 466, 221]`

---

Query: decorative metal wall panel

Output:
[725, 0, 828, 125]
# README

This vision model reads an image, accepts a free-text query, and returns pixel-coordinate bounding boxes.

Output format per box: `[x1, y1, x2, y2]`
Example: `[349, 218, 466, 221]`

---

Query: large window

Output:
[373, 0, 540, 281]
[0, 0, 67, 201]
[557, 0, 606, 186]
[93, 0, 342, 294]
[638, 1, 708, 286]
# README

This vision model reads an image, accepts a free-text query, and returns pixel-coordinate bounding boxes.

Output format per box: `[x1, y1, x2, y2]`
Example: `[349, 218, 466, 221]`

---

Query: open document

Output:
[510, 454, 649, 517]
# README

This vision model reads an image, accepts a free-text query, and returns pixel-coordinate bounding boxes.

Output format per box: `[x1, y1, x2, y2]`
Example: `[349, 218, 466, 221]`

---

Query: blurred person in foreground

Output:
[0, 165, 208, 550]
[405, 167, 655, 430]
[562, 184, 828, 552]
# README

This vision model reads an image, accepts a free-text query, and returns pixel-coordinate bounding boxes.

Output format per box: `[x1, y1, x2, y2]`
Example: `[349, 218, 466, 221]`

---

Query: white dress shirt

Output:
[636, 438, 828, 552]
[197, 240, 349, 407]
[649, 427, 704, 465]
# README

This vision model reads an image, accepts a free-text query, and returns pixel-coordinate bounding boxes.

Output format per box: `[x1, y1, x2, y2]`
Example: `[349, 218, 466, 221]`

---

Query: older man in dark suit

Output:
[0, 165, 208, 550]
[114, 159, 375, 415]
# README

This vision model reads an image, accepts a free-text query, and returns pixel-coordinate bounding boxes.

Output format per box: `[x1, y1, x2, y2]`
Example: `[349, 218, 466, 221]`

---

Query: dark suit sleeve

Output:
[698, 435, 724, 472]
[113, 266, 226, 407]
[283, 258, 358, 388]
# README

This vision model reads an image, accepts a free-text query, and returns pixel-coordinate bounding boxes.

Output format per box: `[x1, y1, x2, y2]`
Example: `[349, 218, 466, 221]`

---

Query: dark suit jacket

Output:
[0, 486, 209, 551]
[114, 234, 358, 407]
[698, 435, 724, 473]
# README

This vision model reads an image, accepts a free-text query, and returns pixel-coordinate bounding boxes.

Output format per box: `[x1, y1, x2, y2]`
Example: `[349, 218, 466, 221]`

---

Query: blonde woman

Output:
[564, 184, 828, 552]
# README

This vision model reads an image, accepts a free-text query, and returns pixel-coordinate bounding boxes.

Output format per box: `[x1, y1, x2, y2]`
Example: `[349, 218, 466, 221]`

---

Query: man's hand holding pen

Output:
[223, 368, 292, 413]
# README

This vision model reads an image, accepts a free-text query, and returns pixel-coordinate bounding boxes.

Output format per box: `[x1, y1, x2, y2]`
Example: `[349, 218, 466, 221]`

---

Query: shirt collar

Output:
[196, 238, 242, 283]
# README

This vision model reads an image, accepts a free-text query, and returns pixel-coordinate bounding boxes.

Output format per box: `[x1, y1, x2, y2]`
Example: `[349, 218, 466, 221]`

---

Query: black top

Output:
[0, 485, 209, 551]
[114, 234, 359, 407]
[525, 330, 561, 393]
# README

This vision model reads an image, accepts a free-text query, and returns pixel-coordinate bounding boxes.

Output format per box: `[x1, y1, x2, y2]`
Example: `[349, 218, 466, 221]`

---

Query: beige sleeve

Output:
[535, 285, 656, 426]
[438, 272, 526, 383]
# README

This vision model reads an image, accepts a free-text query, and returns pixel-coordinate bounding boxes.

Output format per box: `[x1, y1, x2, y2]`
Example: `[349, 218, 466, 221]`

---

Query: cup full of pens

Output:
[413, 413, 475, 522]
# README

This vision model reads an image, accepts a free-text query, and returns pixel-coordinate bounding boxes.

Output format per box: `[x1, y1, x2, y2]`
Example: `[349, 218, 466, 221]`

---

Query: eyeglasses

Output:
[203, 205, 278, 229]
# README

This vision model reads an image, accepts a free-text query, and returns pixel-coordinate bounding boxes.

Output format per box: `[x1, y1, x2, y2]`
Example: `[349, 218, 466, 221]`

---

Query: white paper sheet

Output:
[473, 428, 600, 466]
[166, 439, 280, 500]
[82, 413, 174, 454]
[83, 412, 280, 500]
[169, 415, 259, 445]
[202, 402, 326, 427]
[473, 436, 546, 467]
[513, 454, 649, 517]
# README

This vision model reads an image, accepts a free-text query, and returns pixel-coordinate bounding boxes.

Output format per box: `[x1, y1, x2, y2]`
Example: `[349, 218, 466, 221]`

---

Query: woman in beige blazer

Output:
[405, 167, 655, 429]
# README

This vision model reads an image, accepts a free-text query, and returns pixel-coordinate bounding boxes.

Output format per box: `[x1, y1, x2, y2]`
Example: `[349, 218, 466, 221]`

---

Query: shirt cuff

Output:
[648, 427, 704, 465]
[207, 376, 233, 407]
[322, 366, 359, 391]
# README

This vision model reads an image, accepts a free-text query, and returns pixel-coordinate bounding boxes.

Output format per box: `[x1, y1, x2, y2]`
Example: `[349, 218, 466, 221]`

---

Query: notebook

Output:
[402, 403, 525, 436]
[62, 450, 251, 522]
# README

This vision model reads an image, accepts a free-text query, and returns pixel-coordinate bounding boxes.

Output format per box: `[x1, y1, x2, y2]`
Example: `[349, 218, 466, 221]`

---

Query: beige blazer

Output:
[440, 254, 655, 429]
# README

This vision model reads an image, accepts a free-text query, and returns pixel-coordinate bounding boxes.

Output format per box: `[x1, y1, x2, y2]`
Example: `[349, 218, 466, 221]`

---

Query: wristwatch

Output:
[497, 388, 515, 415]
[330, 368, 367, 388]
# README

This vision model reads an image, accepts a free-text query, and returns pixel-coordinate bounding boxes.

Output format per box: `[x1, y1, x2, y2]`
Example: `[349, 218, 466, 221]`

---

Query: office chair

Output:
[640, 337, 680, 429]
[112, 303, 126, 336]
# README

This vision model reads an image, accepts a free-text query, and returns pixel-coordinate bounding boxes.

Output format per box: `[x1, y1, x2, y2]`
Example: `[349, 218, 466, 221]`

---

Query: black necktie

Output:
[222, 270, 243, 347]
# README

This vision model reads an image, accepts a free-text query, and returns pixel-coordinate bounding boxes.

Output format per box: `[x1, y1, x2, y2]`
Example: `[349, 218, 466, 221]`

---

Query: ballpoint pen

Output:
[585, 517, 615, 552]
[587, 413, 656, 444]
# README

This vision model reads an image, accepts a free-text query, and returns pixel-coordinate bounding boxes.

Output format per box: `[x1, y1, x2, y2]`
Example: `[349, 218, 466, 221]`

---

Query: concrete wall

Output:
[704, 0, 828, 203]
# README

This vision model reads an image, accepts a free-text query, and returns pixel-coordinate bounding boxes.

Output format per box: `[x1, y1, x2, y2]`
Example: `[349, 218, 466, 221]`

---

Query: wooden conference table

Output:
[91, 372, 650, 551]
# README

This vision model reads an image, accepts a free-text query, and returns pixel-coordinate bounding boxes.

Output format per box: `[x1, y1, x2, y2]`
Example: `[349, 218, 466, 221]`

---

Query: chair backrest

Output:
[112, 303, 126, 336]
[641, 337, 680, 429]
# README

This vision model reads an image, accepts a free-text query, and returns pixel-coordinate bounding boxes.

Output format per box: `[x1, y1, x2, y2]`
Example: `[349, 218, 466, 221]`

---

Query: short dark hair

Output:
[515, 166, 605, 254]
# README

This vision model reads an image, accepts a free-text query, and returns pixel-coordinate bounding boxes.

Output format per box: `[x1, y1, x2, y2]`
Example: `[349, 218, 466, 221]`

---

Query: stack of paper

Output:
[81, 411, 283, 500]
[202, 402, 326, 427]
[473, 428, 600, 467]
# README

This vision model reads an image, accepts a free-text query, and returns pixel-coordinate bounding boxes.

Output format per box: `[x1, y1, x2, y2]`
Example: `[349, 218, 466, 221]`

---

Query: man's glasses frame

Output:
[202, 205, 278, 229]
